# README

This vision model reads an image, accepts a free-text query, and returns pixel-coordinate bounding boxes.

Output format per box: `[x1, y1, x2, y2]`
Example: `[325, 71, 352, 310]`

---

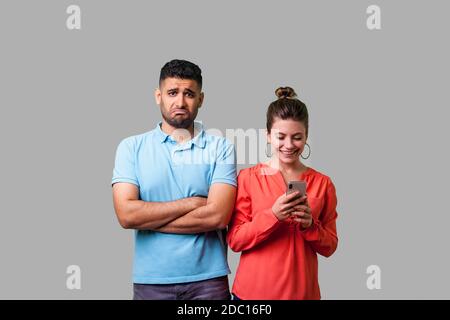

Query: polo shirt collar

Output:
[156, 121, 206, 148]
[156, 122, 171, 143]
[192, 122, 206, 148]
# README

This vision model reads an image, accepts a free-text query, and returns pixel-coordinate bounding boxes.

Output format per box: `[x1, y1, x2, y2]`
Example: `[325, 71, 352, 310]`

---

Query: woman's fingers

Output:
[293, 205, 311, 213]
[281, 191, 301, 204]
[293, 217, 312, 228]
[276, 193, 311, 221]
[291, 211, 311, 219]
[283, 196, 307, 211]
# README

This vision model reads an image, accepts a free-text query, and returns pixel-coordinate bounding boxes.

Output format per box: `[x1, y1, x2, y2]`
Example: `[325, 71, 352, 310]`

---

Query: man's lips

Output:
[171, 109, 188, 116]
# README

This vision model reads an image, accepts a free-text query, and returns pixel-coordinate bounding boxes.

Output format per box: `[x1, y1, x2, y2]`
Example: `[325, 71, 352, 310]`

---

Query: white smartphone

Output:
[286, 180, 307, 197]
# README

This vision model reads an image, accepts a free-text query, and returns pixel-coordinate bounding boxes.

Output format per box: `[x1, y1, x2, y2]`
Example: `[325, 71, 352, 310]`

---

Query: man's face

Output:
[155, 77, 204, 129]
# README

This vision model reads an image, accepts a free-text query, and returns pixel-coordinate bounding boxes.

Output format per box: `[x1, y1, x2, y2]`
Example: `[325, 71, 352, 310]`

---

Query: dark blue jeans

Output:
[133, 276, 231, 300]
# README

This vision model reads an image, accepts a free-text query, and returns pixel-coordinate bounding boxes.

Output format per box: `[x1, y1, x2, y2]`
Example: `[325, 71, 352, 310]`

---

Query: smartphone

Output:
[286, 180, 307, 197]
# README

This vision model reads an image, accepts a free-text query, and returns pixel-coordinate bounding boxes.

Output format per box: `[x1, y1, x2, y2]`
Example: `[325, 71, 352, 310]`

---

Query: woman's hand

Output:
[272, 192, 307, 221]
[291, 198, 313, 229]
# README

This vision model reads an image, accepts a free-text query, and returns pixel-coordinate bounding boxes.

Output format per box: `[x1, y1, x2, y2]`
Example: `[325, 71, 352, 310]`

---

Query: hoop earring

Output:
[301, 143, 311, 160]
[265, 143, 272, 158]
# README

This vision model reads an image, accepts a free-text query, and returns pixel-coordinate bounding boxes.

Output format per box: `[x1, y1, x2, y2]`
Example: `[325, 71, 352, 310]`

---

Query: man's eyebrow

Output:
[166, 88, 178, 92]
[183, 88, 195, 94]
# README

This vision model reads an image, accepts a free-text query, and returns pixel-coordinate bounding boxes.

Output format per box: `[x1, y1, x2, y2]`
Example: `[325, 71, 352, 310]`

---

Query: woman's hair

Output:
[266, 86, 309, 136]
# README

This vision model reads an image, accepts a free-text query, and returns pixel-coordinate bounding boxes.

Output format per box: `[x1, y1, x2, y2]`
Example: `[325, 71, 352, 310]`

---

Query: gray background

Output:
[1, 0, 449, 299]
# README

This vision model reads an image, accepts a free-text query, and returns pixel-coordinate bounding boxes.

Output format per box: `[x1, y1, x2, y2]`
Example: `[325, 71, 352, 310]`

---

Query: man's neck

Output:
[161, 121, 195, 144]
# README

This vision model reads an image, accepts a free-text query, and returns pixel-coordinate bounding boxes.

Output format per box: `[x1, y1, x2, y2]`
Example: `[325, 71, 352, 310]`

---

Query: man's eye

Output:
[168, 91, 177, 96]
[277, 136, 284, 140]
[185, 92, 194, 98]
[294, 137, 303, 140]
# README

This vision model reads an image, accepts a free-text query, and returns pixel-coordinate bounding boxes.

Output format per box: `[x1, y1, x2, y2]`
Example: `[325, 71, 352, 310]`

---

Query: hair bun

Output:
[275, 86, 297, 99]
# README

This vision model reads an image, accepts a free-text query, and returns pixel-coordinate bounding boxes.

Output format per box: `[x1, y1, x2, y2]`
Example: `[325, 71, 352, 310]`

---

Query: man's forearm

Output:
[155, 203, 227, 234]
[155, 184, 236, 234]
[122, 197, 206, 230]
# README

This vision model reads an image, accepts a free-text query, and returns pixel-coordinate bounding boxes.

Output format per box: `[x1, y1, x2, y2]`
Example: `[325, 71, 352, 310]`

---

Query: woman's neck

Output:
[267, 158, 306, 174]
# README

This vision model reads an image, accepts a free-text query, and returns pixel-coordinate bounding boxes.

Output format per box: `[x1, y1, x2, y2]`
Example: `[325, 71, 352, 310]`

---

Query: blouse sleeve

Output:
[226, 169, 281, 252]
[300, 178, 339, 257]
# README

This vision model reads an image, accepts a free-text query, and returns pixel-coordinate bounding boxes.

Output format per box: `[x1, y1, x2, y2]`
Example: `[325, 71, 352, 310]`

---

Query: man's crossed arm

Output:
[112, 182, 236, 234]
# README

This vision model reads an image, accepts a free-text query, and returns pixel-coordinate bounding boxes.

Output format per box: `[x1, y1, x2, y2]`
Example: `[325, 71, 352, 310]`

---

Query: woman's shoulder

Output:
[237, 163, 260, 178]
[306, 167, 330, 180]
[305, 167, 335, 190]
[237, 162, 274, 178]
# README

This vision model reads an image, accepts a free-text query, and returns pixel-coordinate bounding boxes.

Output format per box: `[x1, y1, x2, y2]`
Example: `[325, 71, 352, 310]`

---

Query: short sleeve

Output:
[111, 138, 139, 187]
[211, 139, 237, 187]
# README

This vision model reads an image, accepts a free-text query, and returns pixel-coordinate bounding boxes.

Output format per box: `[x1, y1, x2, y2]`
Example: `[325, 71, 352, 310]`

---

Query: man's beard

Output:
[161, 107, 198, 129]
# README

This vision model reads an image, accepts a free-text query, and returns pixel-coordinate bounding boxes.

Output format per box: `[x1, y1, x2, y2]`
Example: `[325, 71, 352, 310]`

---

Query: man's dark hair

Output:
[159, 59, 202, 88]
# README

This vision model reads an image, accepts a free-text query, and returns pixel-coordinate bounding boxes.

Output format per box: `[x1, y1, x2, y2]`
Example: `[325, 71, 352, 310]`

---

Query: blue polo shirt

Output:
[112, 122, 237, 284]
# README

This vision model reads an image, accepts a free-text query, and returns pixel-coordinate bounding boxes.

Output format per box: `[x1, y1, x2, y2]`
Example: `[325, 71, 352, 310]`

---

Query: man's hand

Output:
[191, 196, 208, 208]
[155, 183, 236, 234]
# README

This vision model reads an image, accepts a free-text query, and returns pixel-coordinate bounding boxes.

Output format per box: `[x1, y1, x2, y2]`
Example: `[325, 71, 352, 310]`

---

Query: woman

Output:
[227, 87, 338, 300]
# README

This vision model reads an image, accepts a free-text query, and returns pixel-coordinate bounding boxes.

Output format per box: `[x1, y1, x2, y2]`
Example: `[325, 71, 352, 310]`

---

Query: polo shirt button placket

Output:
[172, 149, 182, 166]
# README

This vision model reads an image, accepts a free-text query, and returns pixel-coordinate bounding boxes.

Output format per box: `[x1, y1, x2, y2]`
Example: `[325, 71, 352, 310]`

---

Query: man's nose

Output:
[176, 94, 186, 108]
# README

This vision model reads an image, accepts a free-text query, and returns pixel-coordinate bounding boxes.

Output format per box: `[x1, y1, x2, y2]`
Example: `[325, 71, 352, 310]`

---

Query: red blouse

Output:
[227, 163, 338, 300]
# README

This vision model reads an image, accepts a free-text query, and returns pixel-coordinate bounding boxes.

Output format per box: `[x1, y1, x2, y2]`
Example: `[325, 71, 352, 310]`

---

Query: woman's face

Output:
[267, 117, 307, 165]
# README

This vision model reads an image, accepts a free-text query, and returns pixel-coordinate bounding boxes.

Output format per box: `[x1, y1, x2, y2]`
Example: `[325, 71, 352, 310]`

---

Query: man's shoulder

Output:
[203, 131, 234, 150]
[119, 129, 156, 145]
[203, 131, 227, 142]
